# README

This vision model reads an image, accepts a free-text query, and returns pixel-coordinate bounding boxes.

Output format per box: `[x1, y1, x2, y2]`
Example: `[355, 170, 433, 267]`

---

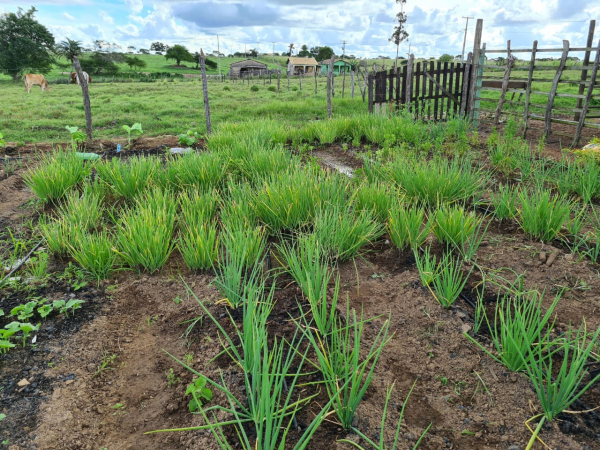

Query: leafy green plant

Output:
[122, 123, 143, 148]
[464, 289, 561, 372]
[52, 299, 85, 317]
[69, 230, 117, 282]
[37, 304, 53, 319]
[312, 204, 383, 261]
[429, 253, 472, 308]
[65, 126, 86, 150]
[177, 130, 201, 147]
[93, 352, 116, 378]
[11, 301, 37, 321]
[519, 189, 572, 242]
[522, 322, 600, 450]
[19, 322, 40, 347]
[0, 132, 5, 147]
[490, 184, 519, 221]
[338, 381, 430, 450]
[166, 368, 180, 387]
[186, 376, 213, 412]
[24, 149, 92, 203]
[250, 85, 259, 92]
[388, 203, 430, 251]
[114, 188, 176, 272]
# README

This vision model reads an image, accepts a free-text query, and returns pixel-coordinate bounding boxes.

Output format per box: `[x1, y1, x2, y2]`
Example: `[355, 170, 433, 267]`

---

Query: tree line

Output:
[0, 7, 216, 81]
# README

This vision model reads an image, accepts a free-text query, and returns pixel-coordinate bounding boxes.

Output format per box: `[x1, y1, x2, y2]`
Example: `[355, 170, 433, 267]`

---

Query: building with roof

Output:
[320, 59, 354, 75]
[286, 57, 319, 75]
[228, 59, 269, 77]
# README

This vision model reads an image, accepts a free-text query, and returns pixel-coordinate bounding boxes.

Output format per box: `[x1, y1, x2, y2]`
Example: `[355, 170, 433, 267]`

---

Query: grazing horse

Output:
[70, 71, 92, 85]
[23, 74, 51, 93]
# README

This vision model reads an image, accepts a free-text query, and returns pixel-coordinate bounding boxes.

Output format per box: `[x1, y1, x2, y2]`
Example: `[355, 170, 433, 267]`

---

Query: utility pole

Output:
[342, 40, 346, 58]
[461, 16, 474, 64]
[406, 42, 411, 58]
[217, 35, 221, 76]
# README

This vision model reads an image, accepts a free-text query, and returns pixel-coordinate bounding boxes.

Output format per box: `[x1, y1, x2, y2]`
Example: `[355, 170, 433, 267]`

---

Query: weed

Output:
[185, 376, 213, 412]
[166, 368, 180, 387]
[65, 126, 86, 150]
[93, 352, 116, 378]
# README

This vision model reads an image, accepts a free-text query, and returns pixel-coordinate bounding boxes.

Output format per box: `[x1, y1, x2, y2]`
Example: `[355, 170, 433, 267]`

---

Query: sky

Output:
[1, 0, 599, 59]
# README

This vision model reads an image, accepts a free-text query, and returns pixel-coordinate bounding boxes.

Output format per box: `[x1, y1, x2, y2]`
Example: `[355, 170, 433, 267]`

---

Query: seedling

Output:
[52, 299, 85, 317]
[11, 301, 37, 321]
[185, 376, 213, 412]
[122, 123, 143, 148]
[0, 132, 5, 147]
[166, 368, 180, 387]
[65, 126, 86, 150]
[19, 322, 40, 347]
[0, 340, 15, 353]
[93, 352, 116, 378]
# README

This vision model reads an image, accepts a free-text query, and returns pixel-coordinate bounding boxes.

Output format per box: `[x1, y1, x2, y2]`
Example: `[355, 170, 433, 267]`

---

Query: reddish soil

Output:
[1, 140, 600, 450]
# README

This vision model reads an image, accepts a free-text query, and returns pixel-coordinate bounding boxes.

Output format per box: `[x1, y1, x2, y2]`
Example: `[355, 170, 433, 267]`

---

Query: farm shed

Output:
[287, 57, 319, 75]
[320, 59, 354, 74]
[228, 59, 268, 76]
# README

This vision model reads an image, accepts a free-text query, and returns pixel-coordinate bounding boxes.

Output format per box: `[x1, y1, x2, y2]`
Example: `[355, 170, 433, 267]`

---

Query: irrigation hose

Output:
[0, 239, 43, 288]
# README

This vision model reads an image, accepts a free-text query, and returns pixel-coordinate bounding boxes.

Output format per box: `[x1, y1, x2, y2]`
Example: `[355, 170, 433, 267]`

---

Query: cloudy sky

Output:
[1, 0, 599, 58]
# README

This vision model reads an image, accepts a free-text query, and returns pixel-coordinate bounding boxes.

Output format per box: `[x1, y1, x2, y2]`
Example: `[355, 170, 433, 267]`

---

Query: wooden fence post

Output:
[368, 73, 374, 114]
[72, 56, 93, 141]
[405, 54, 414, 112]
[575, 20, 596, 121]
[572, 38, 600, 147]
[342, 64, 346, 98]
[277, 73, 280, 91]
[494, 40, 516, 126]
[522, 40, 538, 137]
[544, 40, 570, 138]
[200, 49, 212, 134]
[468, 19, 484, 120]
[472, 44, 486, 127]
[287, 72, 290, 91]
[315, 71, 318, 94]
[351, 70, 355, 98]
[299, 72, 302, 91]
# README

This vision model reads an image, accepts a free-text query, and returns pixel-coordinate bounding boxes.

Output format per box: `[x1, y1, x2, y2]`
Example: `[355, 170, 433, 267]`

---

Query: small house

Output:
[320, 59, 354, 75]
[228, 59, 268, 77]
[286, 57, 319, 75]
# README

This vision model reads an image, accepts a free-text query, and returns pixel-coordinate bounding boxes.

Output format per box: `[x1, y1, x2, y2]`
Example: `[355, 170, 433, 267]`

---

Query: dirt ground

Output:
[1, 135, 600, 450]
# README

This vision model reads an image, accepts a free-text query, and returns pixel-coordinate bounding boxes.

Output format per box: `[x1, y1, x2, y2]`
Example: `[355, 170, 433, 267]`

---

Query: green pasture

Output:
[0, 76, 366, 144]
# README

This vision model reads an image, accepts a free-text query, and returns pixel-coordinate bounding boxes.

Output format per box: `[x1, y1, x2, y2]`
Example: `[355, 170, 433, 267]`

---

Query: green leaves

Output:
[0, 132, 5, 147]
[186, 376, 213, 412]
[388, 203, 430, 251]
[518, 189, 572, 242]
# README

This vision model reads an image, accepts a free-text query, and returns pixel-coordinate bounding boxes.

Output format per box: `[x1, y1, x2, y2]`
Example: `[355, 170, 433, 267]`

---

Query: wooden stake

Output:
[405, 54, 414, 110]
[299, 72, 302, 91]
[544, 40, 570, 138]
[523, 40, 538, 137]
[330, 56, 336, 98]
[576, 20, 596, 121]
[328, 56, 335, 118]
[315, 70, 317, 94]
[468, 19, 484, 120]
[494, 40, 515, 126]
[351, 70, 355, 98]
[72, 56, 93, 141]
[342, 62, 346, 98]
[572, 38, 600, 147]
[277, 72, 280, 91]
[200, 49, 212, 134]
[368, 73, 374, 113]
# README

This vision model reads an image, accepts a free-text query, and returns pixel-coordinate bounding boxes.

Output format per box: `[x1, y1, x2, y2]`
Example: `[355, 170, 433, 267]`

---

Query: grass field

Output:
[1, 76, 366, 144]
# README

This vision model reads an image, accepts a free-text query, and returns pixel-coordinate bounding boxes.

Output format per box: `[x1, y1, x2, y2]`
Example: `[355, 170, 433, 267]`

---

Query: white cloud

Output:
[99, 10, 114, 24]
[125, 0, 144, 14]
[62, 12, 76, 20]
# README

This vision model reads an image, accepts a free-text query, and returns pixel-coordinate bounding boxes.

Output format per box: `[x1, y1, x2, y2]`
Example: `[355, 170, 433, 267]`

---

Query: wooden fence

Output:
[472, 22, 600, 146]
[368, 59, 473, 120]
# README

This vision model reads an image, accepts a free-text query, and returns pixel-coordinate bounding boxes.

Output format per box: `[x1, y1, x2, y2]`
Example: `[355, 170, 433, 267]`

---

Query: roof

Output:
[229, 59, 268, 68]
[287, 57, 318, 66]
[320, 59, 354, 66]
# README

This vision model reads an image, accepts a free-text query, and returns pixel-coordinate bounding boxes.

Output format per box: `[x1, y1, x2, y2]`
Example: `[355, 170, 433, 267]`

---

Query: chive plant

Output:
[353, 181, 398, 223]
[299, 302, 391, 429]
[414, 247, 436, 287]
[277, 234, 338, 335]
[433, 205, 479, 248]
[68, 230, 117, 282]
[220, 182, 258, 228]
[96, 156, 160, 200]
[24, 149, 92, 203]
[312, 204, 383, 261]
[39, 216, 78, 257]
[464, 289, 561, 372]
[173, 152, 228, 191]
[429, 253, 472, 308]
[114, 188, 176, 273]
[490, 184, 519, 221]
[518, 189, 572, 242]
[388, 203, 430, 251]
[179, 222, 219, 271]
[521, 322, 600, 450]
[178, 189, 220, 228]
[57, 189, 103, 231]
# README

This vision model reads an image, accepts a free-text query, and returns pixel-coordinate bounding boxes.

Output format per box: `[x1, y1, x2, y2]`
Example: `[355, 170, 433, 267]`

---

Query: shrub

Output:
[250, 85, 259, 92]
[268, 85, 277, 92]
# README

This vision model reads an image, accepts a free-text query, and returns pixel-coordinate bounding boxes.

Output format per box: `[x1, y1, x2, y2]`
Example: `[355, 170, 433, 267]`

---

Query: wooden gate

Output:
[369, 59, 474, 120]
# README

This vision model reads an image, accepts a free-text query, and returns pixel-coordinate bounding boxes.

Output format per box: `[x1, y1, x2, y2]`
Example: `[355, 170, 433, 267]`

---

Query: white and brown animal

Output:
[70, 71, 92, 85]
[23, 74, 51, 93]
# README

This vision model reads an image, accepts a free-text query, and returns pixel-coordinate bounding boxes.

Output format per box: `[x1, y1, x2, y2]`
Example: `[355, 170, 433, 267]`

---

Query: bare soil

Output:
[1, 141, 599, 450]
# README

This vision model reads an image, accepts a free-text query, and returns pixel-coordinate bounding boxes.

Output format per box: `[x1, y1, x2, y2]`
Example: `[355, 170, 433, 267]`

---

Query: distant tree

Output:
[80, 53, 120, 75]
[0, 7, 55, 81]
[309, 46, 321, 58]
[127, 45, 136, 54]
[439, 54, 453, 62]
[316, 46, 334, 62]
[288, 43, 295, 56]
[495, 56, 506, 66]
[139, 48, 149, 54]
[125, 56, 146, 70]
[298, 44, 310, 57]
[192, 52, 217, 70]
[150, 41, 168, 53]
[389, 0, 409, 69]
[247, 48, 258, 57]
[165, 44, 194, 66]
